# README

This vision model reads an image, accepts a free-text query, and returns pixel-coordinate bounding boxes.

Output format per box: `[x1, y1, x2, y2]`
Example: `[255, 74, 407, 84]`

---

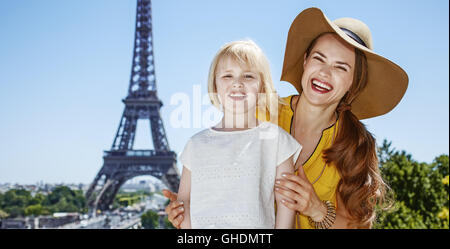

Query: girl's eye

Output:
[244, 75, 255, 79]
[223, 75, 232, 78]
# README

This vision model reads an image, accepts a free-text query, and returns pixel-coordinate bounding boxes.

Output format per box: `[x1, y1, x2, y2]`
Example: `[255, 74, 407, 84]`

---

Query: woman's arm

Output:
[274, 155, 296, 229]
[274, 165, 362, 229]
[177, 166, 191, 229]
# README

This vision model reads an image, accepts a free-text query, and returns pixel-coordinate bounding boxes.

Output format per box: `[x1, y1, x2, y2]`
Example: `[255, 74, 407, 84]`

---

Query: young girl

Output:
[177, 40, 301, 229]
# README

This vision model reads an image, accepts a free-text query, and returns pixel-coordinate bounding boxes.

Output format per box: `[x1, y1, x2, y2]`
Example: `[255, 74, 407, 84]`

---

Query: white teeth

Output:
[312, 80, 332, 91]
[229, 93, 246, 97]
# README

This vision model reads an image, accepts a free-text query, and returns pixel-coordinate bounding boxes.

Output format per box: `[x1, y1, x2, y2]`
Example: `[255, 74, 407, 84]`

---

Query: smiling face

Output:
[301, 33, 356, 108]
[215, 56, 261, 115]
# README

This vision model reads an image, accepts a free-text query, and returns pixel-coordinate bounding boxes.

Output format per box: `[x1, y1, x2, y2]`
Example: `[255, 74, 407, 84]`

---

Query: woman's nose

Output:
[318, 64, 332, 77]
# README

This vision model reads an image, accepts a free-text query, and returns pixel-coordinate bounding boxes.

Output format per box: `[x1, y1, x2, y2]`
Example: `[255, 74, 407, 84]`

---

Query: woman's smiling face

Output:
[301, 33, 356, 108]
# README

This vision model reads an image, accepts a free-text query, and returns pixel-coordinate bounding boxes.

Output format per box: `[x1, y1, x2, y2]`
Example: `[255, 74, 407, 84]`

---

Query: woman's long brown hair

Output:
[306, 34, 392, 228]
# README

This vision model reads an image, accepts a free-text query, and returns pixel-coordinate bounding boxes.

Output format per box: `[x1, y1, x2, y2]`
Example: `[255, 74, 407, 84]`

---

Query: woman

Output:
[163, 7, 408, 229]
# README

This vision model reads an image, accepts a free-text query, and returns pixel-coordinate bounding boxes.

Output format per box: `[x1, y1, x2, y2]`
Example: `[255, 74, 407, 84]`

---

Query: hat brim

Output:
[280, 7, 409, 120]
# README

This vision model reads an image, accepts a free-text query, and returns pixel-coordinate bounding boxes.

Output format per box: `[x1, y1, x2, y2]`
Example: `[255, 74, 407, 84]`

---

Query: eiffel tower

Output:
[85, 0, 179, 213]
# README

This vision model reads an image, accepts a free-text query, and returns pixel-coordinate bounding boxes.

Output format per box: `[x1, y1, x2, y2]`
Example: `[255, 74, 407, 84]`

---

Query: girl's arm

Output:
[274, 155, 296, 229]
[177, 166, 191, 229]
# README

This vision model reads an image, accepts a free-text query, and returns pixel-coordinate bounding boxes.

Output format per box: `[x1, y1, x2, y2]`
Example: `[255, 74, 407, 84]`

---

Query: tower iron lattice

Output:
[85, 0, 179, 213]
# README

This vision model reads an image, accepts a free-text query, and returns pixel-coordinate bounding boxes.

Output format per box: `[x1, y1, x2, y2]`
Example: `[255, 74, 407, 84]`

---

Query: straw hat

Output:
[280, 7, 408, 120]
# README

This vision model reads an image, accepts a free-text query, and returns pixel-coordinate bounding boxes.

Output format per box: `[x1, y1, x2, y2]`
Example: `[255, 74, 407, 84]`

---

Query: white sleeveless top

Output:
[179, 121, 301, 229]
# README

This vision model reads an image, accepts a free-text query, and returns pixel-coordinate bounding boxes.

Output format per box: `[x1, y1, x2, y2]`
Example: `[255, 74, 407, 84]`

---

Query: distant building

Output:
[1, 214, 80, 229]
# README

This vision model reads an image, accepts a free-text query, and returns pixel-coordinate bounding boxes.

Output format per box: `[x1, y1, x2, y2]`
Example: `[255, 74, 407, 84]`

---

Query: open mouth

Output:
[311, 78, 333, 93]
[228, 92, 247, 101]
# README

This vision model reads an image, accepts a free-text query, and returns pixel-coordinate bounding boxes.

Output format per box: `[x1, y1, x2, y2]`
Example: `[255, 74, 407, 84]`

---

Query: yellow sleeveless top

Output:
[257, 95, 341, 229]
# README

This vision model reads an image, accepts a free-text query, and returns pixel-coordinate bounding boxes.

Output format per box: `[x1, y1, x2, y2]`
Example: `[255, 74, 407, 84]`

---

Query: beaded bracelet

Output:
[308, 200, 336, 229]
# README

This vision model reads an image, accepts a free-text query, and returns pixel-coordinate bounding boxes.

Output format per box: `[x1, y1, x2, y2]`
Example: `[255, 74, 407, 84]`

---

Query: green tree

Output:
[163, 216, 175, 229]
[25, 204, 44, 216]
[374, 140, 449, 229]
[54, 197, 78, 212]
[433, 154, 449, 177]
[44, 186, 74, 205]
[0, 189, 33, 218]
[28, 193, 45, 206]
[2, 189, 32, 207]
[141, 210, 159, 229]
[44, 186, 86, 213]
[0, 186, 88, 218]
[3, 205, 25, 218]
[0, 209, 9, 219]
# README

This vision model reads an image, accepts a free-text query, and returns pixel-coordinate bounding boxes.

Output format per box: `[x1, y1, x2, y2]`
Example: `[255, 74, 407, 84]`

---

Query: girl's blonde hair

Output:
[207, 39, 285, 122]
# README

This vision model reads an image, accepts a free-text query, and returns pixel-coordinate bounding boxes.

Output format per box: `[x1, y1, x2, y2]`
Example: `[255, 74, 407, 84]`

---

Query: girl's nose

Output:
[232, 80, 244, 88]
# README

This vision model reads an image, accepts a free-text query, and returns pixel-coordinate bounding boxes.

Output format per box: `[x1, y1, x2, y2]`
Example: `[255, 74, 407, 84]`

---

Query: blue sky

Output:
[0, 0, 448, 184]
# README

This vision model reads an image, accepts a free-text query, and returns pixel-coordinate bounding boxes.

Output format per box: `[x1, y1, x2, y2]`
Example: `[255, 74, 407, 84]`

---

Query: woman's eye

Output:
[313, 56, 324, 62]
[244, 75, 254, 79]
[336, 66, 347, 72]
[223, 75, 232, 78]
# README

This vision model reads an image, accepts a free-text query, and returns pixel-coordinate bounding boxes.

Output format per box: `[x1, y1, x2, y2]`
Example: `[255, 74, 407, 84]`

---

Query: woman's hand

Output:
[274, 165, 327, 222]
[162, 189, 185, 228]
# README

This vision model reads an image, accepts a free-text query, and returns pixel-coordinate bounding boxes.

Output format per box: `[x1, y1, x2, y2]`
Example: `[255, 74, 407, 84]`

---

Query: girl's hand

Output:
[162, 189, 185, 228]
[274, 166, 327, 222]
